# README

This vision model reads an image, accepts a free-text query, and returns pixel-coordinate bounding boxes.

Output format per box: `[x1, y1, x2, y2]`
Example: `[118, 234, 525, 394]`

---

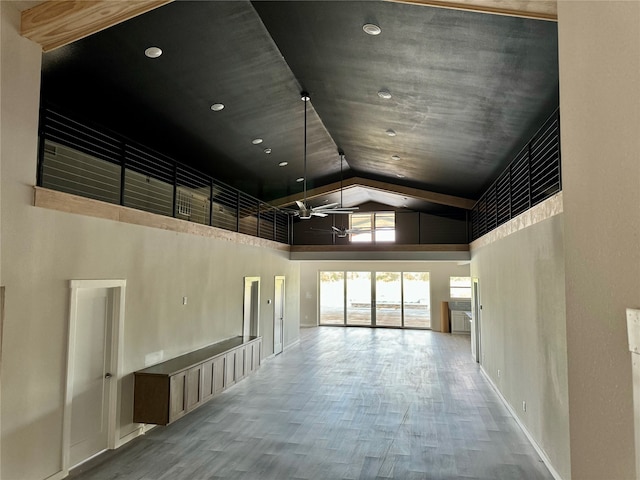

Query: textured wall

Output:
[471, 209, 569, 479]
[558, 2, 640, 478]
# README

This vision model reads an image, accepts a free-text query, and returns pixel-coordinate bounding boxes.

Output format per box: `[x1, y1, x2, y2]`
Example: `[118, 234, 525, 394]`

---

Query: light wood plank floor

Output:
[71, 327, 553, 480]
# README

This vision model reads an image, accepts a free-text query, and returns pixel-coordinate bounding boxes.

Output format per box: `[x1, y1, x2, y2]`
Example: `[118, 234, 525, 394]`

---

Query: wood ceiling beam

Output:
[386, 0, 557, 21]
[21, 0, 173, 52]
[270, 177, 476, 210]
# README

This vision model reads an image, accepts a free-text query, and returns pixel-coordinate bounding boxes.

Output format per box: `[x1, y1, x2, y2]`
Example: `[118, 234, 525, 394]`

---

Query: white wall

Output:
[299, 260, 470, 331]
[0, 4, 300, 479]
[471, 207, 569, 480]
[558, 2, 640, 478]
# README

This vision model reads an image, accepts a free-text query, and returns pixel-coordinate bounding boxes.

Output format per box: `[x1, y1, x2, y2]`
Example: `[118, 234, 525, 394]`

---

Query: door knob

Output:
[105, 373, 113, 379]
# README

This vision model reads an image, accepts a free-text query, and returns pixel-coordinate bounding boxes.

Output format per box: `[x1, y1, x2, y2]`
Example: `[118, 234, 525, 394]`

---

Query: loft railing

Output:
[470, 109, 561, 241]
[37, 108, 291, 245]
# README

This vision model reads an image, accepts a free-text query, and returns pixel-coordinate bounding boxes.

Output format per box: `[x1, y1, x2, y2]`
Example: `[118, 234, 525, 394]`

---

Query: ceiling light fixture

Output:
[296, 177, 304, 183]
[386, 129, 397, 137]
[210, 103, 225, 112]
[252, 138, 263, 145]
[264, 148, 272, 154]
[144, 46, 162, 58]
[378, 89, 392, 99]
[391, 155, 401, 161]
[396, 174, 405, 178]
[363, 23, 381, 36]
[279, 161, 288, 167]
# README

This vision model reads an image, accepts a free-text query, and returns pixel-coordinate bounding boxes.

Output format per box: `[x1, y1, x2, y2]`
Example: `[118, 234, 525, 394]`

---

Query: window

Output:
[350, 212, 395, 243]
[450, 276, 472, 299]
[319, 270, 431, 329]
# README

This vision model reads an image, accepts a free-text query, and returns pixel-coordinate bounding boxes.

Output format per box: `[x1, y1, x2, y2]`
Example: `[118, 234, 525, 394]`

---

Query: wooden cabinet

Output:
[201, 355, 225, 403]
[234, 346, 245, 381]
[134, 336, 262, 425]
[169, 370, 187, 423]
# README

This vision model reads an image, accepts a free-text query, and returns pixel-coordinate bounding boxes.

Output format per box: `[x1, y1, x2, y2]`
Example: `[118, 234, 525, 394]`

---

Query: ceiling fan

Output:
[290, 92, 358, 220]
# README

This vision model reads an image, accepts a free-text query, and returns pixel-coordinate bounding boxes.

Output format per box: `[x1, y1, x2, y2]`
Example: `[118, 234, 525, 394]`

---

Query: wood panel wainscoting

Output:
[133, 336, 262, 425]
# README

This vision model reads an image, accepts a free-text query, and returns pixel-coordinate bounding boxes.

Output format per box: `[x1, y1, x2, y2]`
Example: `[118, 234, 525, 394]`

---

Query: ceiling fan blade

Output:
[312, 202, 339, 211]
[312, 211, 328, 217]
[295, 200, 306, 209]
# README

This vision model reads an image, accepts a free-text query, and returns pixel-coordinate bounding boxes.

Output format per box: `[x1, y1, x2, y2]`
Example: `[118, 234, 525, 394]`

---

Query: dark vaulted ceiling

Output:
[40, 0, 559, 213]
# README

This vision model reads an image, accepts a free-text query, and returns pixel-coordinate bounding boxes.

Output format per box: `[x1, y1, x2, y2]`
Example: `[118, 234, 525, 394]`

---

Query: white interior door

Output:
[70, 287, 113, 467]
[274, 276, 285, 355]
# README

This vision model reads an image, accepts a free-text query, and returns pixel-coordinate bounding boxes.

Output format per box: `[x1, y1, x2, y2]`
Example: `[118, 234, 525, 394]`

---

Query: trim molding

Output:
[480, 366, 564, 480]
[33, 187, 290, 253]
[284, 337, 301, 351]
[470, 192, 563, 251]
[290, 243, 470, 261]
[386, 0, 557, 21]
[270, 176, 476, 210]
[21, 0, 172, 52]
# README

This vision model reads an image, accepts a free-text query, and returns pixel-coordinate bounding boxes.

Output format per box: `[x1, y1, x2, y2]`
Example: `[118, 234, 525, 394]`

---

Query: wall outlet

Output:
[497, 369, 501, 378]
[522, 401, 527, 412]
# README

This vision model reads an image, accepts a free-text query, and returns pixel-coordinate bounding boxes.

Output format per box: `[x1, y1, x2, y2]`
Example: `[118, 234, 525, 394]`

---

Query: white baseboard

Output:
[45, 470, 66, 480]
[480, 366, 564, 480]
[284, 337, 300, 350]
[114, 423, 155, 449]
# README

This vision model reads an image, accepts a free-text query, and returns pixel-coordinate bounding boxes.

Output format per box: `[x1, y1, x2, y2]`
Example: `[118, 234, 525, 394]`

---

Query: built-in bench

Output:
[133, 336, 262, 425]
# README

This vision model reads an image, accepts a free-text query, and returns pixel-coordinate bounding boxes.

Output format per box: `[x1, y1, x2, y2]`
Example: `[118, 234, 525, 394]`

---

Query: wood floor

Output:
[70, 327, 553, 480]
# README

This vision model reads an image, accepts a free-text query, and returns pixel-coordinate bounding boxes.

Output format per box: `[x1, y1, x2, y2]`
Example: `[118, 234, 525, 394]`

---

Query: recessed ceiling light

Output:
[378, 89, 392, 99]
[386, 129, 397, 137]
[296, 177, 304, 183]
[391, 155, 401, 161]
[396, 174, 405, 178]
[252, 138, 263, 145]
[264, 148, 272, 154]
[363, 23, 381, 36]
[278, 161, 288, 167]
[144, 46, 162, 58]
[210, 103, 225, 112]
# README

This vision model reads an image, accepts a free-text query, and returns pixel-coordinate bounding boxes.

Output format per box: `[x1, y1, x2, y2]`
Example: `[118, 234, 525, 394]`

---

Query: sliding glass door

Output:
[346, 272, 371, 326]
[403, 272, 431, 328]
[375, 272, 402, 327]
[319, 270, 430, 329]
[319, 272, 344, 325]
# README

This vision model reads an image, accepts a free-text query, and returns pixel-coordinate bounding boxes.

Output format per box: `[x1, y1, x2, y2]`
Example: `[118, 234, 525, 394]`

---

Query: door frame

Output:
[243, 277, 260, 337]
[62, 279, 126, 476]
[471, 278, 481, 363]
[274, 276, 285, 354]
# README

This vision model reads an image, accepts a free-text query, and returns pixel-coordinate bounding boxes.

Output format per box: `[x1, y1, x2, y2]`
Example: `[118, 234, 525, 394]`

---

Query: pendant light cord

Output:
[302, 92, 308, 207]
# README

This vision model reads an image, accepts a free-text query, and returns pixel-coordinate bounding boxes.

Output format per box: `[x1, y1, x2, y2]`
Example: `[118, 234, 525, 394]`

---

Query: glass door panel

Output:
[346, 272, 372, 325]
[319, 271, 344, 325]
[375, 272, 402, 327]
[403, 272, 431, 328]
